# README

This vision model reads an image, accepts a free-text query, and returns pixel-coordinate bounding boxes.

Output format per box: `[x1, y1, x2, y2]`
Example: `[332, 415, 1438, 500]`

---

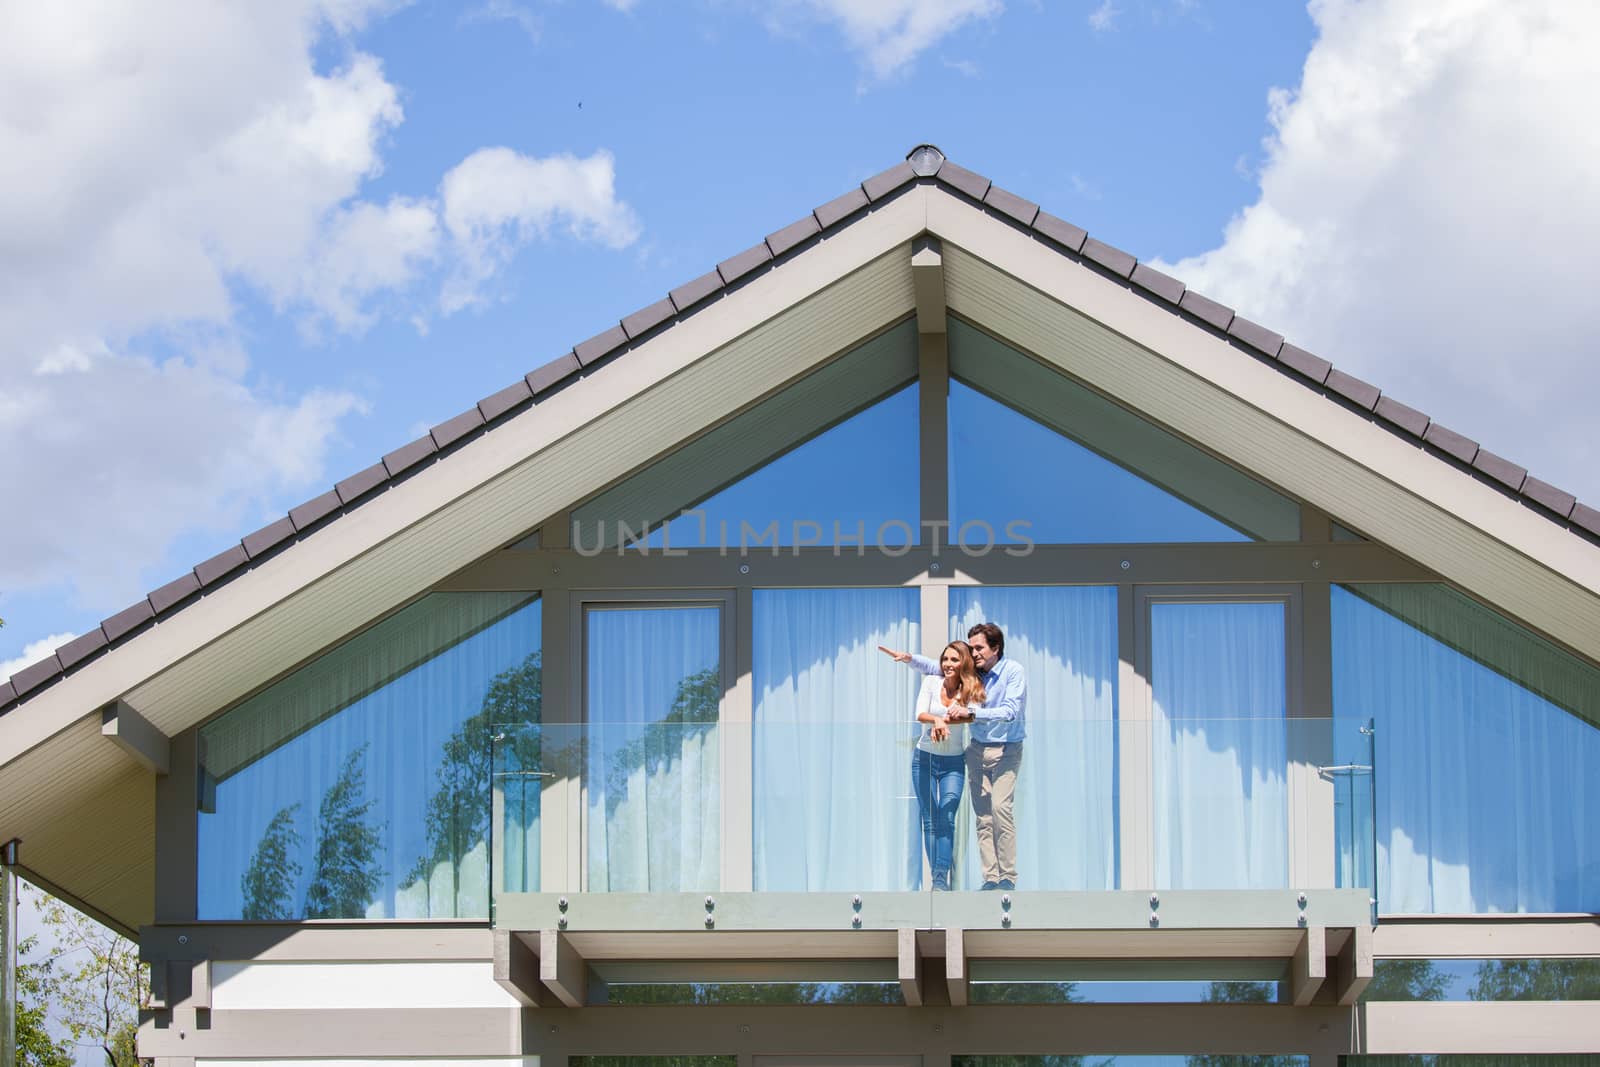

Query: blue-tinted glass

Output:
[752, 588, 920, 890]
[949, 381, 1251, 544]
[1151, 602, 1287, 890]
[1361, 958, 1600, 1001]
[586, 605, 721, 891]
[198, 592, 541, 920]
[651, 386, 920, 549]
[1333, 584, 1600, 914]
[947, 587, 1119, 890]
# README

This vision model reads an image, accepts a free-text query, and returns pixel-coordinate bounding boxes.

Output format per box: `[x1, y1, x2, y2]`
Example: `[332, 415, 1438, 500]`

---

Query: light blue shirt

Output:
[910, 653, 1027, 744]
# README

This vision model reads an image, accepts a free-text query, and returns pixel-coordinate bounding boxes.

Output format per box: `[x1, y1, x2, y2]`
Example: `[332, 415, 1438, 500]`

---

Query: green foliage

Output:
[15, 934, 74, 1067]
[240, 804, 302, 920]
[1472, 957, 1600, 1000]
[969, 982, 1081, 1004]
[303, 746, 385, 919]
[30, 888, 147, 1067]
[1360, 959, 1448, 1002]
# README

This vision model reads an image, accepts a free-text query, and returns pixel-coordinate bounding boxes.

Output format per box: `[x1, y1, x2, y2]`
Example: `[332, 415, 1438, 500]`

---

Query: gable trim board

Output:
[1, 157, 1598, 929]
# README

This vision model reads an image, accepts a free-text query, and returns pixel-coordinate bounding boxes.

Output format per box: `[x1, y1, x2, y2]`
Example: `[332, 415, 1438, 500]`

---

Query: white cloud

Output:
[461, 0, 544, 43]
[1088, 0, 1120, 32]
[439, 147, 641, 312]
[1, 633, 77, 682]
[778, 0, 1004, 81]
[1154, 0, 1600, 504]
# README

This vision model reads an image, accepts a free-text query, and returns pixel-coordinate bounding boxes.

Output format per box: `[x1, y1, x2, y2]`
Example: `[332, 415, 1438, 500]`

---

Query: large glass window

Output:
[947, 319, 1300, 544]
[584, 604, 722, 891]
[948, 586, 1120, 890]
[1333, 584, 1600, 914]
[1150, 600, 1288, 890]
[573, 320, 919, 550]
[752, 588, 921, 890]
[198, 592, 542, 920]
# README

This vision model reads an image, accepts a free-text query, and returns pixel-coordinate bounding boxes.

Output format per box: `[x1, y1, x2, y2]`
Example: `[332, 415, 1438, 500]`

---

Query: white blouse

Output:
[914, 674, 975, 756]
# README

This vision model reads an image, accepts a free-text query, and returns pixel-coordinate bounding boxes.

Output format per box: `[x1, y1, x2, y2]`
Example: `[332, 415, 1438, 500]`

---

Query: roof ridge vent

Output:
[906, 144, 945, 176]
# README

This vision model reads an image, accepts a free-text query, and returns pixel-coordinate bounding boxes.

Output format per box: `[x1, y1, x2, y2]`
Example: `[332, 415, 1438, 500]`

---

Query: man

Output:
[882, 623, 1027, 890]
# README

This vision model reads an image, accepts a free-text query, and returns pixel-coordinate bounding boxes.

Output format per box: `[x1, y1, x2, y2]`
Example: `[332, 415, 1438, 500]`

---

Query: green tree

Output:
[1360, 958, 1448, 1002]
[303, 747, 385, 919]
[240, 804, 303, 920]
[407, 653, 542, 913]
[14, 934, 74, 1067]
[32, 889, 146, 1067]
[1472, 958, 1600, 1000]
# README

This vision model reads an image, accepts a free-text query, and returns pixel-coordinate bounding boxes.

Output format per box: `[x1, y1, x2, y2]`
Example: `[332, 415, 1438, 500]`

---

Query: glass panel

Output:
[947, 588, 1120, 890]
[752, 589, 921, 890]
[585, 605, 721, 891]
[1344, 1059, 1600, 1067]
[947, 319, 1300, 544]
[1333, 715, 1377, 906]
[1330, 522, 1365, 542]
[198, 592, 541, 919]
[572, 1059, 738, 1067]
[573, 320, 918, 550]
[957, 1057, 1309, 1067]
[1333, 584, 1600, 913]
[1361, 958, 1600, 1001]
[1151, 602, 1288, 890]
[605, 983, 902, 1005]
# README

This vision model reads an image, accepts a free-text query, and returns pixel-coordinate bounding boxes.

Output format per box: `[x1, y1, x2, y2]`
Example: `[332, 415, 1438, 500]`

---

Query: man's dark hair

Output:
[967, 622, 1004, 656]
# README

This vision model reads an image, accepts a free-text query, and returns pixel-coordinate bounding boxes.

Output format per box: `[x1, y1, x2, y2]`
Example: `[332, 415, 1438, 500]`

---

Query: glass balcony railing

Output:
[488, 716, 1376, 927]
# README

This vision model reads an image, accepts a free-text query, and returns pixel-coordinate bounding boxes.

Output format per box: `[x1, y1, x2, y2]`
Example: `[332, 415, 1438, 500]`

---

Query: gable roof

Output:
[3, 144, 1596, 716]
[3, 145, 1599, 930]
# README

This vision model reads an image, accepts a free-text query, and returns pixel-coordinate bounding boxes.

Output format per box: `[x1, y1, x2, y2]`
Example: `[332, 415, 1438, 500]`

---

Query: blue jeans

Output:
[912, 748, 965, 889]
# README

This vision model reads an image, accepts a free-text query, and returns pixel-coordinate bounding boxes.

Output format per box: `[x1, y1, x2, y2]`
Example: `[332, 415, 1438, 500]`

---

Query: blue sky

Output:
[4, 1, 1599, 674]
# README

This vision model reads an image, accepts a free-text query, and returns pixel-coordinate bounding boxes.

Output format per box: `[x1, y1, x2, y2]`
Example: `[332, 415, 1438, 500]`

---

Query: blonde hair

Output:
[943, 640, 987, 707]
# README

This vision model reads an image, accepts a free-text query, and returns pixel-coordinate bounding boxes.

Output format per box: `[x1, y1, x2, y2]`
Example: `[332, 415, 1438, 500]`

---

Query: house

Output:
[2, 144, 1598, 1065]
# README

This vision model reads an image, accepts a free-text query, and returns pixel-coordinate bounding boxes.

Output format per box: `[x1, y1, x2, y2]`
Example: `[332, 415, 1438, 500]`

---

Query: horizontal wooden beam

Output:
[493, 929, 545, 1007]
[1335, 923, 1373, 1005]
[1288, 926, 1326, 1006]
[101, 699, 169, 775]
[541, 929, 588, 1008]
[898, 927, 923, 1007]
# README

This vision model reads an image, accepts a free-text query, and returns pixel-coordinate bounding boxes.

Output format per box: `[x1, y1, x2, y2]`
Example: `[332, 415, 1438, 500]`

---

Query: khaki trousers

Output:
[966, 741, 1023, 885]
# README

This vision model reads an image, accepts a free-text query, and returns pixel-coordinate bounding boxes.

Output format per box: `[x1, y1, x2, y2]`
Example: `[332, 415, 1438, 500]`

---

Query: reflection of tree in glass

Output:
[608, 983, 899, 1006]
[972, 982, 1081, 1004]
[602, 666, 718, 818]
[1359, 959, 1447, 1002]
[1472, 958, 1600, 1000]
[240, 804, 302, 920]
[406, 652, 542, 912]
[303, 746, 385, 918]
[952, 1056, 1100, 1067]
[1186, 983, 1300, 1067]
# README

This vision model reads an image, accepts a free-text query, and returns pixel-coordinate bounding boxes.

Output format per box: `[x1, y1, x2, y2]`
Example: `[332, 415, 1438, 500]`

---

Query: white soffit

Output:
[929, 191, 1600, 661]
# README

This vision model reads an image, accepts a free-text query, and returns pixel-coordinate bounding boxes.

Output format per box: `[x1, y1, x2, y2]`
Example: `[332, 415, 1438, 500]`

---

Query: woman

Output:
[909, 641, 985, 891]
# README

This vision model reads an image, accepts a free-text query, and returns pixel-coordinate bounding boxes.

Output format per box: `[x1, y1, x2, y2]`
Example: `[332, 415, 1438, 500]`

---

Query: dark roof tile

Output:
[1325, 369, 1380, 411]
[669, 271, 724, 312]
[382, 435, 438, 478]
[477, 380, 533, 422]
[766, 215, 822, 257]
[717, 242, 773, 286]
[1570, 503, 1600, 538]
[1179, 290, 1235, 332]
[527, 352, 582, 395]
[937, 161, 990, 201]
[573, 324, 629, 367]
[242, 516, 297, 559]
[861, 161, 914, 202]
[1374, 396, 1428, 437]
[148, 572, 201, 615]
[814, 187, 869, 229]
[1472, 449, 1527, 492]
[0, 680, 15, 709]
[1032, 211, 1087, 252]
[1081, 238, 1136, 278]
[430, 407, 486, 450]
[1227, 316, 1284, 357]
[621, 298, 676, 340]
[288, 489, 342, 532]
[101, 599, 155, 643]
[336, 462, 390, 505]
[1423, 422, 1478, 464]
[56, 628, 108, 671]
[1130, 263, 1184, 305]
[10, 656, 61, 699]
[983, 185, 1039, 227]
[1521, 477, 1576, 518]
[194, 544, 249, 587]
[1277, 343, 1332, 384]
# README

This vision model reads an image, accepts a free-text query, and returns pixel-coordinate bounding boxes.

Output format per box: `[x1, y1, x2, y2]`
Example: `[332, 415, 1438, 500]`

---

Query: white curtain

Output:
[752, 588, 921, 891]
[1333, 585, 1600, 914]
[948, 586, 1120, 891]
[585, 606, 722, 892]
[1151, 601, 1287, 890]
